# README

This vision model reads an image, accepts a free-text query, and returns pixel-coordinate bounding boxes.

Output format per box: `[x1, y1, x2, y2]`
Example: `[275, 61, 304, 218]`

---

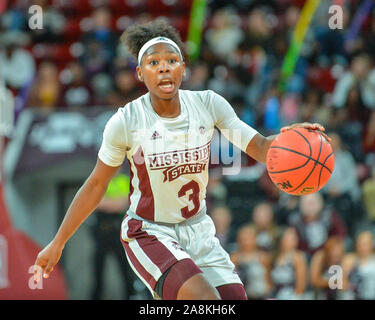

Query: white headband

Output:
[137, 36, 182, 66]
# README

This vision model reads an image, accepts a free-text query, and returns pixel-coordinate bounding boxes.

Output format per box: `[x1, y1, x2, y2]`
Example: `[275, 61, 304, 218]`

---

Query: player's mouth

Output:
[158, 79, 175, 94]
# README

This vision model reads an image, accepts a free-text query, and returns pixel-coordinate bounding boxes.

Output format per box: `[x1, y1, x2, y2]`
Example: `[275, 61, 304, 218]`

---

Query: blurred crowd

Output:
[1, 0, 375, 299]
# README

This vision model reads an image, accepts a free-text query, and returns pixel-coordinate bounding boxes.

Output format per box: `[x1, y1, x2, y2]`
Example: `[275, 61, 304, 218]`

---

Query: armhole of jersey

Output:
[203, 90, 217, 125]
[118, 105, 130, 152]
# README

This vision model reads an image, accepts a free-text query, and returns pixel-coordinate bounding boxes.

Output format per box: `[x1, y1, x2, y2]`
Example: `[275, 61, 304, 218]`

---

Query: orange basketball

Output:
[266, 127, 335, 195]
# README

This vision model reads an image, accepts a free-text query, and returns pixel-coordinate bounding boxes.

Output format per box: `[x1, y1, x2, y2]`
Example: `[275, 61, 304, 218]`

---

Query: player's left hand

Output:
[280, 122, 331, 142]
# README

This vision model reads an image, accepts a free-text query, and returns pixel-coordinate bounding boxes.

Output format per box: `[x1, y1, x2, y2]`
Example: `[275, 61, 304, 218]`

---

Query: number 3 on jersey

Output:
[178, 180, 200, 219]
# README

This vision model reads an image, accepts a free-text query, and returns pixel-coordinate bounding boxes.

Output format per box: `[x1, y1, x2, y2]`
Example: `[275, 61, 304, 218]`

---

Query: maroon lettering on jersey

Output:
[163, 163, 207, 182]
[146, 142, 210, 182]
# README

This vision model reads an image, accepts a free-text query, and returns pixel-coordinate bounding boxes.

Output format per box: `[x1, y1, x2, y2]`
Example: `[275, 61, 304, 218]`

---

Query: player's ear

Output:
[136, 66, 143, 82]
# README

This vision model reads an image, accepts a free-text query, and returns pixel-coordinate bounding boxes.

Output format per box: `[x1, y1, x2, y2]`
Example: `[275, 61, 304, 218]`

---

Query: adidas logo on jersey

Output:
[151, 131, 162, 140]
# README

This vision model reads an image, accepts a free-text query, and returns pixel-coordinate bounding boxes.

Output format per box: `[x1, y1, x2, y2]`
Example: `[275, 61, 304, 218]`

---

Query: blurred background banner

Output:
[11, 107, 113, 176]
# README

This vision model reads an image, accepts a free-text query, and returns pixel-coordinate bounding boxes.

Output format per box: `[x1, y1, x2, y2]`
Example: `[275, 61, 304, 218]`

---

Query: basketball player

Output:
[34, 20, 328, 300]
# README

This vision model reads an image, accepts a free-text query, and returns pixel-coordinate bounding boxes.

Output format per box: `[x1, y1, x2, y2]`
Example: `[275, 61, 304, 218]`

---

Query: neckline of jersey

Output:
[146, 91, 185, 122]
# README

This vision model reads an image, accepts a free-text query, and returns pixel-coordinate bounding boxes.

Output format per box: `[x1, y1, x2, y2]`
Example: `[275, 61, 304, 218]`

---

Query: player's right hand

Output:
[33, 241, 64, 282]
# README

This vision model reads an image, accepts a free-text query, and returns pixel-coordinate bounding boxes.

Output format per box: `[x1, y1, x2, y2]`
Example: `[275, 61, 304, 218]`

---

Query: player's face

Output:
[136, 43, 185, 100]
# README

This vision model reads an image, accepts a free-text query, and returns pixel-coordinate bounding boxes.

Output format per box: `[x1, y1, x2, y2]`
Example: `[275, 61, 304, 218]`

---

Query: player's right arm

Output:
[34, 110, 128, 280]
[34, 159, 121, 280]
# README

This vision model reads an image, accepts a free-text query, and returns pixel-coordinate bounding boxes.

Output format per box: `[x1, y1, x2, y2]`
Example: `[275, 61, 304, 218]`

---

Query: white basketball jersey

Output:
[98, 89, 258, 223]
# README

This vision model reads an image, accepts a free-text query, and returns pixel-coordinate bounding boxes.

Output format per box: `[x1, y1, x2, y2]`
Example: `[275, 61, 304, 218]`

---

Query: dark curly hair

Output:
[120, 19, 184, 63]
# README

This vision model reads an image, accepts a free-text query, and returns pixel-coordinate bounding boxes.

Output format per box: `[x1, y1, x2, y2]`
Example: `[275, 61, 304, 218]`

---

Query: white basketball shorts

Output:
[120, 208, 242, 299]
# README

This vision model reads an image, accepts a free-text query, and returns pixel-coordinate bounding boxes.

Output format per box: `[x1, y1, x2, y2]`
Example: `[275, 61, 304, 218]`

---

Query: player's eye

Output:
[150, 60, 158, 65]
[169, 59, 176, 64]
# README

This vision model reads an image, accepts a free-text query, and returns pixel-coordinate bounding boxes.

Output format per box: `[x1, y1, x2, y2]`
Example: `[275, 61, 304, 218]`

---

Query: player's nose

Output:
[158, 61, 170, 73]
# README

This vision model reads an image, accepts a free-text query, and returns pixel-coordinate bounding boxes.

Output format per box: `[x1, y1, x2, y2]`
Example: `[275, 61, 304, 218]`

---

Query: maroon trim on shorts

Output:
[127, 219, 178, 272]
[216, 283, 248, 300]
[120, 236, 157, 289]
[121, 218, 179, 290]
[132, 147, 155, 221]
[162, 258, 202, 300]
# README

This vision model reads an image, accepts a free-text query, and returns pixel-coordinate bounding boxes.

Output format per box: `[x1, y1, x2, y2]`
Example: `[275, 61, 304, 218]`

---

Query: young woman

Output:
[33, 19, 327, 300]
[270, 227, 307, 300]
[230, 225, 272, 299]
[250, 202, 280, 252]
[310, 236, 345, 300]
[342, 231, 375, 300]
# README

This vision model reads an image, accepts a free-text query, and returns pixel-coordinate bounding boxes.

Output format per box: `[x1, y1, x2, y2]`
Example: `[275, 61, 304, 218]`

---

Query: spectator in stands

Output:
[27, 61, 60, 109]
[262, 85, 282, 133]
[366, 11, 375, 60]
[250, 202, 280, 252]
[342, 231, 375, 300]
[276, 193, 299, 226]
[90, 173, 138, 300]
[240, 10, 273, 106]
[230, 225, 272, 299]
[210, 206, 235, 252]
[363, 111, 375, 156]
[183, 62, 210, 91]
[0, 31, 35, 91]
[242, 45, 271, 113]
[332, 54, 375, 113]
[329, 88, 364, 161]
[270, 227, 307, 300]
[81, 7, 117, 75]
[289, 192, 347, 258]
[81, 38, 110, 76]
[90, 73, 114, 106]
[60, 61, 92, 107]
[231, 95, 256, 127]
[284, 5, 300, 36]
[30, 0, 66, 44]
[240, 7, 273, 52]
[299, 89, 322, 123]
[312, 1, 348, 62]
[107, 68, 144, 106]
[206, 167, 227, 211]
[0, 2, 27, 31]
[207, 65, 243, 100]
[0, 80, 15, 138]
[362, 166, 375, 223]
[205, 8, 244, 61]
[323, 132, 361, 202]
[310, 236, 346, 300]
[322, 133, 362, 229]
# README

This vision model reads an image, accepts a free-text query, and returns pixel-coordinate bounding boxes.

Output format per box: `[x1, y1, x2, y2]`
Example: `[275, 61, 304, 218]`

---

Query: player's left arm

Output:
[246, 122, 330, 164]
